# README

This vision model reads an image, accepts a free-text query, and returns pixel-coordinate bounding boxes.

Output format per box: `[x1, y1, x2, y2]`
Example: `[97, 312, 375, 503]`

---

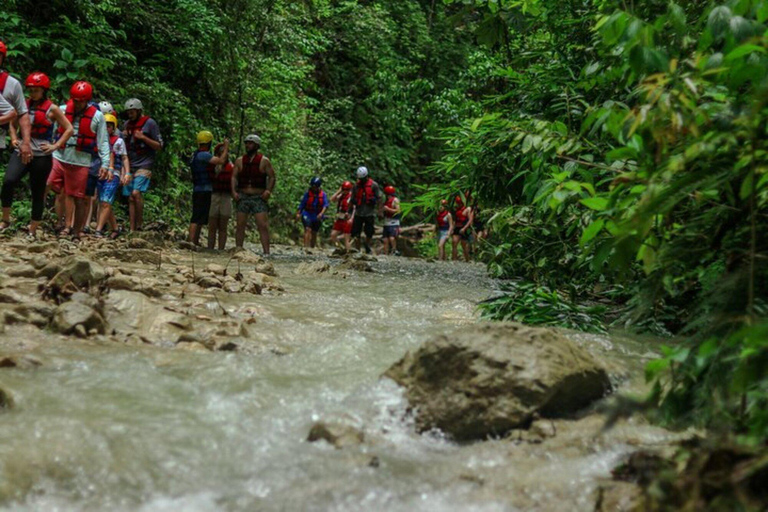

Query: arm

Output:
[330, 188, 342, 202]
[120, 154, 131, 183]
[318, 192, 329, 218]
[0, 109, 16, 126]
[231, 157, 242, 200]
[460, 208, 472, 233]
[209, 139, 230, 167]
[42, 105, 74, 154]
[133, 120, 163, 151]
[261, 156, 275, 200]
[383, 198, 400, 215]
[95, 114, 110, 172]
[448, 213, 454, 232]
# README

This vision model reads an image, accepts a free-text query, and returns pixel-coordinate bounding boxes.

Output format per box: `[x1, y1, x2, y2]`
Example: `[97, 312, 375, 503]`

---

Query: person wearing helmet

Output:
[381, 185, 401, 255]
[188, 130, 229, 246]
[348, 166, 383, 254]
[207, 142, 235, 250]
[1, 72, 73, 238]
[94, 114, 129, 239]
[232, 134, 275, 255]
[46, 81, 110, 239]
[296, 176, 329, 249]
[435, 199, 454, 261]
[329, 180, 354, 252]
[98, 101, 115, 115]
[0, 40, 33, 166]
[121, 98, 163, 231]
[452, 193, 474, 261]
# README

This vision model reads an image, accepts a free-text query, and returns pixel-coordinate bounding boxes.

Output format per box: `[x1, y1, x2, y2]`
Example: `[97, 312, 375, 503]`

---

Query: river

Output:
[0, 244, 681, 511]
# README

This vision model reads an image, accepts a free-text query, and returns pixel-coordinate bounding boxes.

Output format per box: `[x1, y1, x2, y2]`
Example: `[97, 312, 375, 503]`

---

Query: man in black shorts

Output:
[348, 166, 382, 254]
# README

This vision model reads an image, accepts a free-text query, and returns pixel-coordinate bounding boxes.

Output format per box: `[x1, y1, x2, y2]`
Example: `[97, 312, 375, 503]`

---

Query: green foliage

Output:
[479, 281, 607, 333]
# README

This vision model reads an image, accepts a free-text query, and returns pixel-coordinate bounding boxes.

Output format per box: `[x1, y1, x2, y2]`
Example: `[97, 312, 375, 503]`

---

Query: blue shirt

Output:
[190, 150, 213, 192]
[298, 189, 329, 215]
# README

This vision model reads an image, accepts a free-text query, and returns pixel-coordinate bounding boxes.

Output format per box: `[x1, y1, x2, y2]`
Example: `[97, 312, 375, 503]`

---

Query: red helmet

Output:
[342, 181, 353, 190]
[455, 195, 465, 207]
[0, 41, 7, 57]
[384, 185, 396, 195]
[70, 81, 93, 101]
[25, 72, 51, 90]
[440, 199, 448, 206]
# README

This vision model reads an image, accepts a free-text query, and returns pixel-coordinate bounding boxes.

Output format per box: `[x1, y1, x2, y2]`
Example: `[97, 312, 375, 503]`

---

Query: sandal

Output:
[94, 230, 105, 238]
[58, 227, 73, 238]
[109, 228, 122, 240]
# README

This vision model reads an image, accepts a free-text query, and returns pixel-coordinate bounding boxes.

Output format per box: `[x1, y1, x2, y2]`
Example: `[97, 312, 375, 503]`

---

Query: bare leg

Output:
[132, 190, 144, 230]
[56, 192, 66, 228]
[303, 228, 311, 248]
[438, 237, 446, 260]
[330, 230, 339, 245]
[254, 212, 270, 255]
[462, 240, 470, 261]
[310, 231, 318, 248]
[452, 235, 459, 260]
[235, 212, 248, 248]
[344, 233, 351, 252]
[218, 216, 229, 250]
[97, 203, 111, 231]
[128, 194, 137, 231]
[207, 216, 218, 250]
[1, 206, 10, 224]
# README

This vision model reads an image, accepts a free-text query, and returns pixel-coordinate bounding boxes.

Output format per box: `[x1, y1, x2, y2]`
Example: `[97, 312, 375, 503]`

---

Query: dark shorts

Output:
[352, 215, 375, 238]
[453, 226, 471, 240]
[85, 173, 99, 197]
[236, 194, 269, 215]
[383, 225, 400, 238]
[301, 212, 322, 232]
[191, 191, 212, 225]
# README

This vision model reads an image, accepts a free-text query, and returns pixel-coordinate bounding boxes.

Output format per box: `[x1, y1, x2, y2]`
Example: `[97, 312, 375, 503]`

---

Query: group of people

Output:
[436, 193, 487, 261]
[0, 40, 162, 241]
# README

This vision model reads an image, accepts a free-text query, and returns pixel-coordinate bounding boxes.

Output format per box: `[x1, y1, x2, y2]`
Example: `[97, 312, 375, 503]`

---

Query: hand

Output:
[10, 139, 21, 149]
[121, 173, 132, 186]
[132, 129, 146, 141]
[39, 142, 57, 155]
[100, 168, 110, 180]
[233, 192, 240, 201]
[20, 142, 33, 164]
[261, 189, 271, 201]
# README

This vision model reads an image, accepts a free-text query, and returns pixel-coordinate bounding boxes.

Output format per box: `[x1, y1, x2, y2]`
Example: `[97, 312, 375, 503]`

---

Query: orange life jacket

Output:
[125, 115, 151, 155]
[59, 100, 98, 156]
[437, 210, 450, 229]
[354, 178, 376, 206]
[27, 98, 54, 141]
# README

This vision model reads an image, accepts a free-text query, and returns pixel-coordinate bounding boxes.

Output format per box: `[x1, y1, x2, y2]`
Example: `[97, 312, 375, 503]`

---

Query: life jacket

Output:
[336, 191, 352, 214]
[27, 98, 54, 141]
[0, 71, 8, 92]
[239, 153, 267, 190]
[125, 115, 151, 155]
[455, 206, 470, 228]
[109, 134, 122, 172]
[58, 100, 98, 156]
[304, 189, 325, 214]
[437, 210, 450, 229]
[354, 178, 376, 206]
[384, 195, 400, 219]
[209, 161, 234, 194]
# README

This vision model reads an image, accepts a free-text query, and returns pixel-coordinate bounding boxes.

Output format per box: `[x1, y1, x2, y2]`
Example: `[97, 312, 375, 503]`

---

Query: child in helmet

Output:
[382, 185, 401, 255]
[330, 180, 354, 252]
[94, 114, 128, 238]
[296, 176, 328, 248]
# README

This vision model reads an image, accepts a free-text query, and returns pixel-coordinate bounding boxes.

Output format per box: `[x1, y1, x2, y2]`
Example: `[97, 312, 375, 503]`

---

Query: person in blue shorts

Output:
[296, 176, 328, 249]
[95, 114, 128, 238]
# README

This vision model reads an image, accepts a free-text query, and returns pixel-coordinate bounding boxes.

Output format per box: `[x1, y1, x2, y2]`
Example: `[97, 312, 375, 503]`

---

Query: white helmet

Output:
[98, 101, 114, 114]
[124, 98, 143, 111]
[356, 166, 369, 179]
[244, 134, 261, 145]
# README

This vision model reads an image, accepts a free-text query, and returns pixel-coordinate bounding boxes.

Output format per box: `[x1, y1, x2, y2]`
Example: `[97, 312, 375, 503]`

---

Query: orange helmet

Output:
[25, 72, 51, 90]
[342, 181, 353, 190]
[70, 81, 93, 101]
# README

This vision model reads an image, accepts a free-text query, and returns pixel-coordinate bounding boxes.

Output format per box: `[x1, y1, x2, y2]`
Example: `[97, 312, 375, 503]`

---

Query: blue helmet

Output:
[310, 176, 322, 187]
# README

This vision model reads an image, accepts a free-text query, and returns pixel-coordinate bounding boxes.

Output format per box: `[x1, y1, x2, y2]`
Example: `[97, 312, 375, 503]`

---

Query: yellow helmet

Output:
[196, 130, 214, 145]
[104, 113, 118, 126]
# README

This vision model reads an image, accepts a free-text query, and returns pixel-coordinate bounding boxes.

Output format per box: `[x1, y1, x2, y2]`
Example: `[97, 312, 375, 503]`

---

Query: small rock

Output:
[0, 388, 14, 409]
[177, 241, 197, 251]
[232, 251, 263, 264]
[222, 282, 242, 293]
[354, 253, 378, 262]
[339, 260, 373, 272]
[255, 262, 277, 277]
[26, 241, 58, 253]
[128, 238, 151, 249]
[176, 341, 210, 352]
[215, 341, 239, 352]
[6, 264, 38, 278]
[205, 264, 227, 276]
[307, 414, 365, 449]
[294, 261, 330, 275]
[106, 275, 142, 292]
[196, 276, 222, 289]
[52, 301, 107, 335]
[0, 289, 24, 304]
[29, 255, 50, 269]
[172, 274, 188, 284]
[49, 256, 107, 288]
[74, 324, 88, 338]
[36, 262, 63, 279]
[0, 355, 42, 369]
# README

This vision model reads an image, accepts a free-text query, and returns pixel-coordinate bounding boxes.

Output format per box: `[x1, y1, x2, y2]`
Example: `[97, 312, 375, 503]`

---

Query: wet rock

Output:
[215, 341, 239, 352]
[29, 255, 50, 269]
[222, 281, 242, 293]
[294, 261, 330, 275]
[0, 355, 42, 369]
[52, 301, 107, 335]
[255, 261, 277, 277]
[35, 261, 63, 279]
[128, 238, 152, 249]
[27, 241, 58, 254]
[49, 256, 107, 288]
[0, 388, 14, 409]
[307, 414, 365, 449]
[10, 302, 54, 328]
[196, 276, 222, 289]
[204, 264, 227, 276]
[6, 264, 37, 278]
[0, 289, 24, 304]
[594, 482, 642, 512]
[93, 248, 161, 266]
[232, 251, 263, 264]
[177, 241, 197, 251]
[73, 324, 88, 338]
[354, 253, 378, 262]
[383, 322, 612, 441]
[339, 259, 373, 272]
[106, 275, 143, 292]
[176, 341, 211, 352]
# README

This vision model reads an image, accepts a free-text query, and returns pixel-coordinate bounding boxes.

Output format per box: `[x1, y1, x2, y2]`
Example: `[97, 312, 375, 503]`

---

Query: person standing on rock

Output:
[296, 176, 328, 249]
[207, 142, 234, 251]
[435, 199, 453, 261]
[2, 72, 73, 239]
[232, 134, 275, 255]
[0, 40, 33, 177]
[348, 166, 382, 254]
[188, 130, 229, 246]
[452, 194, 474, 261]
[122, 98, 163, 232]
[381, 185, 401, 255]
[47, 81, 110, 240]
[94, 114, 129, 239]
[330, 180, 353, 252]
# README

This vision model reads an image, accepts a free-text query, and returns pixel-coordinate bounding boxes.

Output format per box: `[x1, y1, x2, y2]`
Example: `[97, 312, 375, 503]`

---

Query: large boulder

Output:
[49, 256, 107, 288]
[383, 323, 612, 441]
[52, 301, 107, 335]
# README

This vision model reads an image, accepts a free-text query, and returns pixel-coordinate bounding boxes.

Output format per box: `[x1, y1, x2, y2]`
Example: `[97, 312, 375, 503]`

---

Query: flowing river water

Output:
[0, 244, 687, 511]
